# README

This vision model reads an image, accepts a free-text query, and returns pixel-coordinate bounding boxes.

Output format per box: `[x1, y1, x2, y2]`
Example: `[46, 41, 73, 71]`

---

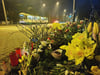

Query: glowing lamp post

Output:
[41, 3, 46, 17]
[56, 1, 60, 19]
[56, 1, 59, 6]
[64, 9, 66, 13]
[63, 9, 67, 21]
[42, 3, 46, 7]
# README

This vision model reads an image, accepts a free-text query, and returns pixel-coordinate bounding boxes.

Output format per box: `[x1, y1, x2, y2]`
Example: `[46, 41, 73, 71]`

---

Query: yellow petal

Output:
[19, 59, 22, 63]
[91, 66, 99, 73]
[93, 22, 99, 35]
[75, 56, 84, 65]
[87, 53, 94, 60]
[59, 45, 67, 50]
[87, 22, 92, 33]
[21, 56, 25, 61]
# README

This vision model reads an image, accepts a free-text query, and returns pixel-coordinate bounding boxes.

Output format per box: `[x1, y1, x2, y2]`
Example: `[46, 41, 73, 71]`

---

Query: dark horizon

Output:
[0, 0, 100, 21]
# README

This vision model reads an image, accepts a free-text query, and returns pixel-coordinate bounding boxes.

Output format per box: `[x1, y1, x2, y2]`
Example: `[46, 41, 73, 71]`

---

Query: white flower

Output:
[40, 41, 48, 46]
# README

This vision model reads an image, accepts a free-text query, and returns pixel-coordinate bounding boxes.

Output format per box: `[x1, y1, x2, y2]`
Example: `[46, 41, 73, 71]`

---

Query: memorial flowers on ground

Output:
[60, 31, 97, 65]
[3, 21, 100, 75]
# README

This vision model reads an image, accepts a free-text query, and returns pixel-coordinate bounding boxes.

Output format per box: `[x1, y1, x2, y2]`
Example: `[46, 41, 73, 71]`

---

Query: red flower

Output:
[47, 37, 51, 40]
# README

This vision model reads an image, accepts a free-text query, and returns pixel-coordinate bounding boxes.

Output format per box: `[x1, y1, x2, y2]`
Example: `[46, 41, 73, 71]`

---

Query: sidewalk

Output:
[0, 25, 30, 68]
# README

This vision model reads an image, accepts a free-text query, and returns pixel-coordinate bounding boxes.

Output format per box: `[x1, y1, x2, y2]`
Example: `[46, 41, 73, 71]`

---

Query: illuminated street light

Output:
[63, 9, 67, 21]
[55, 1, 60, 19]
[42, 3, 46, 7]
[64, 9, 66, 13]
[41, 3, 46, 16]
[56, 1, 59, 6]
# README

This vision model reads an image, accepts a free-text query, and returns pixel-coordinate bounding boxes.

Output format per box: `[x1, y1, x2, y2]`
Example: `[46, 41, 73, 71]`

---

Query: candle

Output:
[16, 48, 21, 58]
[31, 42, 33, 50]
[9, 51, 18, 66]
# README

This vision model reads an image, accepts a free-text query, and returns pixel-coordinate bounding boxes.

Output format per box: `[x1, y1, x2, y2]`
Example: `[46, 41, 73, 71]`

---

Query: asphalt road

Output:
[0, 25, 30, 64]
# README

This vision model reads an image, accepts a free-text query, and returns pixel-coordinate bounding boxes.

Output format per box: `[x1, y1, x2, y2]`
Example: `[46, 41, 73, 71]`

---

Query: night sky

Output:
[0, 0, 100, 21]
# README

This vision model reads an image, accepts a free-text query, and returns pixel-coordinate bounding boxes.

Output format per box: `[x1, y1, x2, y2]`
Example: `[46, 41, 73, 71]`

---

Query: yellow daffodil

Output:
[52, 23, 62, 30]
[84, 43, 96, 57]
[65, 43, 75, 60]
[59, 45, 67, 50]
[19, 59, 23, 63]
[87, 22, 92, 33]
[60, 31, 96, 65]
[21, 55, 25, 61]
[87, 53, 94, 60]
[91, 66, 99, 73]
[91, 66, 100, 75]
[93, 22, 99, 35]
[72, 32, 81, 39]
[74, 47, 84, 65]
[75, 56, 84, 65]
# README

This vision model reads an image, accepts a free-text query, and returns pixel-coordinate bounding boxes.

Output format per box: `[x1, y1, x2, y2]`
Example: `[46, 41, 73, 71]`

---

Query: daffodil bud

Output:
[87, 22, 92, 33]
[93, 22, 99, 35]
[19, 59, 22, 63]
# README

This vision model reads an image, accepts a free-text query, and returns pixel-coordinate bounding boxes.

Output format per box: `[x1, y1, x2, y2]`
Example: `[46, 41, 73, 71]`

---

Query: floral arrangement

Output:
[60, 31, 96, 65]
[3, 21, 100, 75]
[47, 21, 84, 49]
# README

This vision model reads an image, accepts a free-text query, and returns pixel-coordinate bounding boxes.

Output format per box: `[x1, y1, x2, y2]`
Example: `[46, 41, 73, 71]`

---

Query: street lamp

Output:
[41, 3, 46, 17]
[64, 9, 66, 13]
[2, 0, 8, 24]
[56, 1, 59, 6]
[73, 0, 76, 22]
[55, 1, 60, 19]
[63, 9, 66, 22]
[42, 3, 46, 7]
